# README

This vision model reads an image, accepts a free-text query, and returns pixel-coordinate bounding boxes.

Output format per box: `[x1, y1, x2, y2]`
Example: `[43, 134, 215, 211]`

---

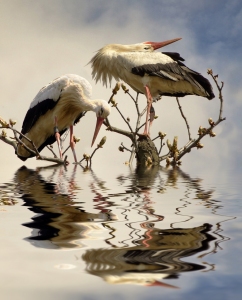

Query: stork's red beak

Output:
[91, 116, 104, 147]
[144, 38, 182, 50]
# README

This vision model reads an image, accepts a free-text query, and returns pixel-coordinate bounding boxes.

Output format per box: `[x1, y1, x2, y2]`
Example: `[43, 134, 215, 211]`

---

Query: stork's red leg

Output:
[143, 85, 153, 136]
[54, 116, 63, 159]
[69, 125, 78, 163]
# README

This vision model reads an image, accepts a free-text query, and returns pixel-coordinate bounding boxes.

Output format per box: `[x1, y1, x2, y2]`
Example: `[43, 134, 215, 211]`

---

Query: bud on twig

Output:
[198, 126, 203, 135]
[121, 83, 129, 93]
[207, 69, 213, 75]
[73, 136, 80, 143]
[118, 146, 124, 152]
[209, 131, 216, 137]
[83, 153, 90, 161]
[198, 126, 207, 135]
[208, 118, 215, 126]
[110, 97, 118, 107]
[112, 82, 121, 94]
[127, 117, 130, 122]
[167, 139, 172, 151]
[9, 119, 16, 126]
[0, 117, 9, 128]
[172, 136, 178, 150]
[196, 142, 204, 149]
[1, 129, 7, 138]
[158, 131, 166, 139]
[98, 136, 106, 148]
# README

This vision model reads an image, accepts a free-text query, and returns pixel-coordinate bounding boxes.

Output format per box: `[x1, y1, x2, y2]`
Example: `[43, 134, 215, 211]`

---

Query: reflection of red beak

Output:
[91, 117, 104, 147]
[144, 38, 181, 50]
[147, 280, 179, 289]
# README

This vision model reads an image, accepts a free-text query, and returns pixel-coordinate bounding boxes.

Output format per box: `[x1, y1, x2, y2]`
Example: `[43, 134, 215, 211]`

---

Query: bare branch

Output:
[207, 69, 225, 121]
[104, 121, 134, 140]
[0, 119, 67, 165]
[120, 142, 132, 153]
[36, 154, 68, 165]
[89, 136, 107, 167]
[47, 145, 58, 157]
[176, 97, 192, 140]
[12, 127, 40, 157]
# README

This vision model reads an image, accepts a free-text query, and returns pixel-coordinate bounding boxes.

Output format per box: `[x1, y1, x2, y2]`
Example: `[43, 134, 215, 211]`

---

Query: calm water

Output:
[1, 163, 241, 300]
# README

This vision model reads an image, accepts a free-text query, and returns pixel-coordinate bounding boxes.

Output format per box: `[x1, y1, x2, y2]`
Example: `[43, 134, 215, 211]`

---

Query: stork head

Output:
[143, 37, 182, 51]
[91, 100, 111, 147]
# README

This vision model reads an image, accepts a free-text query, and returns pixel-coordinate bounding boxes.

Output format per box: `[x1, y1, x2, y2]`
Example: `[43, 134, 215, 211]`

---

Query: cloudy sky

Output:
[0, 0, 241, 176]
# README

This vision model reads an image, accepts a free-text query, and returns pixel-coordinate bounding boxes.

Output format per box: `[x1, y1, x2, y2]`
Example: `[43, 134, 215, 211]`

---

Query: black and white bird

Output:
[16, 74, 111, 162]
[89, 38, 215, 135]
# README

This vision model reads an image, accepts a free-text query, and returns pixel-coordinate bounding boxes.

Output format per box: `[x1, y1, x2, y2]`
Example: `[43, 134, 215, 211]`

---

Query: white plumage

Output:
[16, 74, 111, 162]
[30, 74, 92, 107]
[89, 39, 215, 135]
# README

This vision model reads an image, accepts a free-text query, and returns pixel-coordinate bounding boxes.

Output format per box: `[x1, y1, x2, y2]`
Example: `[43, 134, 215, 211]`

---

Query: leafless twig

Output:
[0, 120, 67, 165]
[164, 70, 226, 164]
[176, 97, 191, 140]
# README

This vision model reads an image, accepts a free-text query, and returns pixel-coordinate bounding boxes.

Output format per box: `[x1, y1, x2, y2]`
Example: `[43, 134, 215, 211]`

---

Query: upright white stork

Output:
[16, 74, 111, 162]
[89, 38, 215, 135]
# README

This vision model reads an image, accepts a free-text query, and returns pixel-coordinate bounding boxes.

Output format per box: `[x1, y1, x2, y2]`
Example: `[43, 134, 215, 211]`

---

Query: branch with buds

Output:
[0, 119, 77, 165]
[102, 69, 225, 167]
[104, 82, 161, 164]
[78, 136, 107, 168]
[165, 70, 226, 165]
[1, 114, 108, 167]
[0, 69, 225, 168]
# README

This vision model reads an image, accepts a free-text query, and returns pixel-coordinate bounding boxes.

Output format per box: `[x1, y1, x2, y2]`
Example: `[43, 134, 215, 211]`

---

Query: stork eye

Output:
[100, 107, 104, 116]
[144, 46, 150, 50]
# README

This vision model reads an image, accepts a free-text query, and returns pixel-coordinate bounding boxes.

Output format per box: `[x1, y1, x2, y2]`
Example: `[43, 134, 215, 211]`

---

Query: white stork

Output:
[89, 38, 215, 135]
[16, 74, 111, 162]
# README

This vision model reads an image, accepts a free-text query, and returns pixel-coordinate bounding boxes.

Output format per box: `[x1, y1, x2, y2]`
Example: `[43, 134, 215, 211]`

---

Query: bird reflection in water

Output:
[14, 165, 117, 249]
[80, 165, 216, 288]
[12, 164, 231, 288]
[82, 223, 215, 287]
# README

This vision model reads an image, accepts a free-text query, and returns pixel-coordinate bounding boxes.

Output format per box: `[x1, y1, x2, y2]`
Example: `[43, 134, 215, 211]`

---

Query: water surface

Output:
[1, 163, 241, 300]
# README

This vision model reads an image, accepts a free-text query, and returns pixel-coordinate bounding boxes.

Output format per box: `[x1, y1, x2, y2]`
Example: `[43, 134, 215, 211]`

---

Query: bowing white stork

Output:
[89, 38, 215, 135]
[16, 74, 111, 162]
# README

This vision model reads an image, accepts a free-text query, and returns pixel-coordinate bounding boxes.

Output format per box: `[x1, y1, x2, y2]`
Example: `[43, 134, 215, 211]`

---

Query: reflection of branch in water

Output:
[87, 165, 229, 262]
[159, 166, 234, 263]
[101, 165, 233, 274]
[198, 215, 236, 261]
[102, 187, 165, 248]
[6, 163, 234, 281]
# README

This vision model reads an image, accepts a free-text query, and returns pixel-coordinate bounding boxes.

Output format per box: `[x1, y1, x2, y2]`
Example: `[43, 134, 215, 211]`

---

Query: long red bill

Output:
[147, 280, 179, 289]
[91, 117, 104, 147]
[144, 38, 182, 50]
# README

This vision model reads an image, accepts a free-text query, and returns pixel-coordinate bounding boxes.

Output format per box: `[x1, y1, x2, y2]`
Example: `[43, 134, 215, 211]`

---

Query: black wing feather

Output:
[21, 98, 59, 135]
[161, 52, 185, 62]
[131, 52, 215, 100]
